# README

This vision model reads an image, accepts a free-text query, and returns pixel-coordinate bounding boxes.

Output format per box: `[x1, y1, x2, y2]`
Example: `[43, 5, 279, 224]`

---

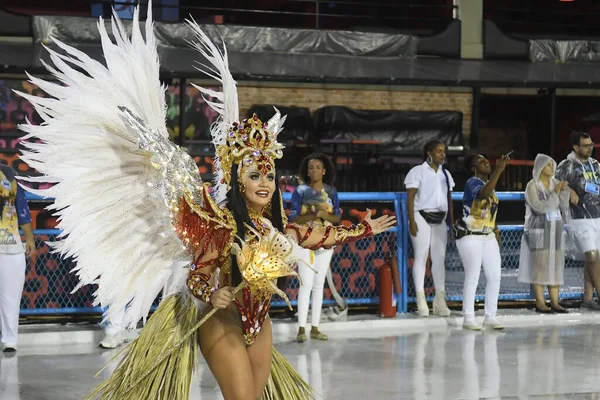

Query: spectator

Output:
[555, 131, 600, 310]
[454, 153, 509, 330]
[0, 164, 35, 352]
[404, 140, 454, 317]
[519, 154, 570, 313]
[289, 153, 341, 342]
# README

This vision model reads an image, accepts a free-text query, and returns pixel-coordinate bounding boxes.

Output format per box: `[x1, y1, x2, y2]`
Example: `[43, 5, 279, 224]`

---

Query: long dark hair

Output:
[298, 153, 336, 185]
[226, 162, 287, 291]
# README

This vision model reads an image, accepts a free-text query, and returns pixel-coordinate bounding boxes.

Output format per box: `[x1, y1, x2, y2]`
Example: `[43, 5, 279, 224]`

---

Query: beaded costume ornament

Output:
[217, 114, 285, 190]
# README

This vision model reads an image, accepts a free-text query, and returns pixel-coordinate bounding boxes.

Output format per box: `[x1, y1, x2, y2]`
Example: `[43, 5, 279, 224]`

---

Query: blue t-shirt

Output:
[289, 184, 341, 227]
[462, 177, 498, 233]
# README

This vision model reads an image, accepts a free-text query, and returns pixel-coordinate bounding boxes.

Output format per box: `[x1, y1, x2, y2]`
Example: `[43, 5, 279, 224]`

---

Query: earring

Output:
[426, 156, 433, 164]
[240, 182, 246, 193]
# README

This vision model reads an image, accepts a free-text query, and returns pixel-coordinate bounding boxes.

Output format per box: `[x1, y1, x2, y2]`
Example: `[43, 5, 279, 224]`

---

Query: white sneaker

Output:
[2, 343, 17, 353]
[462, 317, 482, 331]
[121, 329, 139, 342]
[483, 316, 505, 330]
[99, 332, 126, 349]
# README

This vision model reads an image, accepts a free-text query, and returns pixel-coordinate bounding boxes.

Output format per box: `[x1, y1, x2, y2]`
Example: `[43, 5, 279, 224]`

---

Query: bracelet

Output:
[302, 221, 373, 250]
[187, 268, 217, 303]
[329, 220, 373, 248]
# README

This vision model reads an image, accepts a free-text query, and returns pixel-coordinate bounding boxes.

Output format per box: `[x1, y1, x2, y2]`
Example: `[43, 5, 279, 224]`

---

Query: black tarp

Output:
[484, 20, 600, 64]
[483, 20, 529, 60]
[30, 15, 418, 57]
[6, 40, 600, 88]
[3, 15, 600, 87]
[530, 39, 600, 63]
[314, 106, 463, 153]
[246, 105, 314, 142]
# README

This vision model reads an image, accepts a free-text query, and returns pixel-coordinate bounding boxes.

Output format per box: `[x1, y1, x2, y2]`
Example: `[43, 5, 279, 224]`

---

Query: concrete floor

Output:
[3, 322, 600, 399]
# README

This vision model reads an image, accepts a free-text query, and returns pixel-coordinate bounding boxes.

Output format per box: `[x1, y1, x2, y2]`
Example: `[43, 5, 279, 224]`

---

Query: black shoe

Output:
[535, 307, 554, 314]
[580, 300, 600, 310]
[551, 306, 569, 314]
[2, 346, 16, 353]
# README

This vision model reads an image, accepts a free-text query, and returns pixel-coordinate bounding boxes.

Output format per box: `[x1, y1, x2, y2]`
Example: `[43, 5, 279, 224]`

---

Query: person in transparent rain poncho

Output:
[518, 154, 570, 313]
[555, 131, 600, 310]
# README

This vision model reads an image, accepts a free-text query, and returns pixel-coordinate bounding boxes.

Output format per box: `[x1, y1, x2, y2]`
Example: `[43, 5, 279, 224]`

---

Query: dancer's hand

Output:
[364, 209, 396, 234]
[210, 286, 234, 309]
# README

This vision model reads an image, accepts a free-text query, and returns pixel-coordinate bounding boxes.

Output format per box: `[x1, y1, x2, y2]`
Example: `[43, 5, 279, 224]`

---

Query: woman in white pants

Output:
[454, 153, 509, 330]
[405, 140, 454, 317]
[0, 165, 35, 352]
[289, 153, 341, 342]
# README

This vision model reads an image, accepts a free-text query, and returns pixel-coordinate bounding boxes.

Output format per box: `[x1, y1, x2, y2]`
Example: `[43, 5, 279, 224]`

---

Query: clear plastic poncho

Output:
[555, 151, 600, 220]
[518, 154, 570, 285]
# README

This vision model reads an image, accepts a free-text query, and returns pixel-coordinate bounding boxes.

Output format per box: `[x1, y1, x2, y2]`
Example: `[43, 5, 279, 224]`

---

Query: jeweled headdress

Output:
[216, 114, 284, 189]
[187, 22, 286, 204]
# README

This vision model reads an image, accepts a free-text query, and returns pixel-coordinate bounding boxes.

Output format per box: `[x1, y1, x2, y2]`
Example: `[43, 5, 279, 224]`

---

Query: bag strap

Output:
[442, 166, 453, 227]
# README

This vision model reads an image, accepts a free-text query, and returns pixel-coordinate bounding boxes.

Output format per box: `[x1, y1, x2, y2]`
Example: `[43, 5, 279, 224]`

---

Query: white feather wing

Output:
[16, 6, 200, 328]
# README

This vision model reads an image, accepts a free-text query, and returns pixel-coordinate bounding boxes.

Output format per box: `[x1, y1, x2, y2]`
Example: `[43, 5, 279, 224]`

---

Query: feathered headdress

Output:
[186, 21, 287, 205]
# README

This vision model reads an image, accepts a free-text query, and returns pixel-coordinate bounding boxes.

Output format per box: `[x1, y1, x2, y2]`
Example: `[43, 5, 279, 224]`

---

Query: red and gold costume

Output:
[180, 114, 373, 347]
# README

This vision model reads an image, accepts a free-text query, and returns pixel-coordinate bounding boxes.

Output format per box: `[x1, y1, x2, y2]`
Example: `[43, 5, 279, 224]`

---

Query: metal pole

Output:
[470, 87, 481, 150]
[549, 87, 556, 158]
[400, 193, 410, 312]
[315, 0, 320, 29]
[393, 195, 404, 313]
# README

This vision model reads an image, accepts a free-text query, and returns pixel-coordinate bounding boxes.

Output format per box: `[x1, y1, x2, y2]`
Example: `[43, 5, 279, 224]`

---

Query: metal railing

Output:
[20, 190, 585, 316]
[20, 191, 404, 313]
[405, 192, 584, 308]
[5, 0, 458, 32]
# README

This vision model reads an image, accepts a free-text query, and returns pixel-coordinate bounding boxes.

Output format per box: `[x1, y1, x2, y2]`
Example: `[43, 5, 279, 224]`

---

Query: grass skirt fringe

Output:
[87, 294, 315, 399]
[87, 294, 201, 400]
[263, 348, 315, 399]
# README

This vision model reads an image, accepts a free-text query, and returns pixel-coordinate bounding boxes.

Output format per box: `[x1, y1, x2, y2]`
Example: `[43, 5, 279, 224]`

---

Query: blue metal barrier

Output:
[406, 191, 584, 312]
[276, 192, 402, 310]
[21, 192, 402, 315]
[23, 191, 578, 316]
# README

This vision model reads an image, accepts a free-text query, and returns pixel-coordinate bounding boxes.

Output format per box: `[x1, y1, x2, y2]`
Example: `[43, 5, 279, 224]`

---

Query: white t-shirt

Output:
[404, 162, 455, 212]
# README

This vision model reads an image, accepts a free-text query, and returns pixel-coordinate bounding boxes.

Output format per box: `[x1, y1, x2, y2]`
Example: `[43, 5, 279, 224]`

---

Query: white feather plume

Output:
[184, 25, 289, 207]
[267, 107, 287, 140]
[16, 4, 199, 328]
[185, 19, 239, 206]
